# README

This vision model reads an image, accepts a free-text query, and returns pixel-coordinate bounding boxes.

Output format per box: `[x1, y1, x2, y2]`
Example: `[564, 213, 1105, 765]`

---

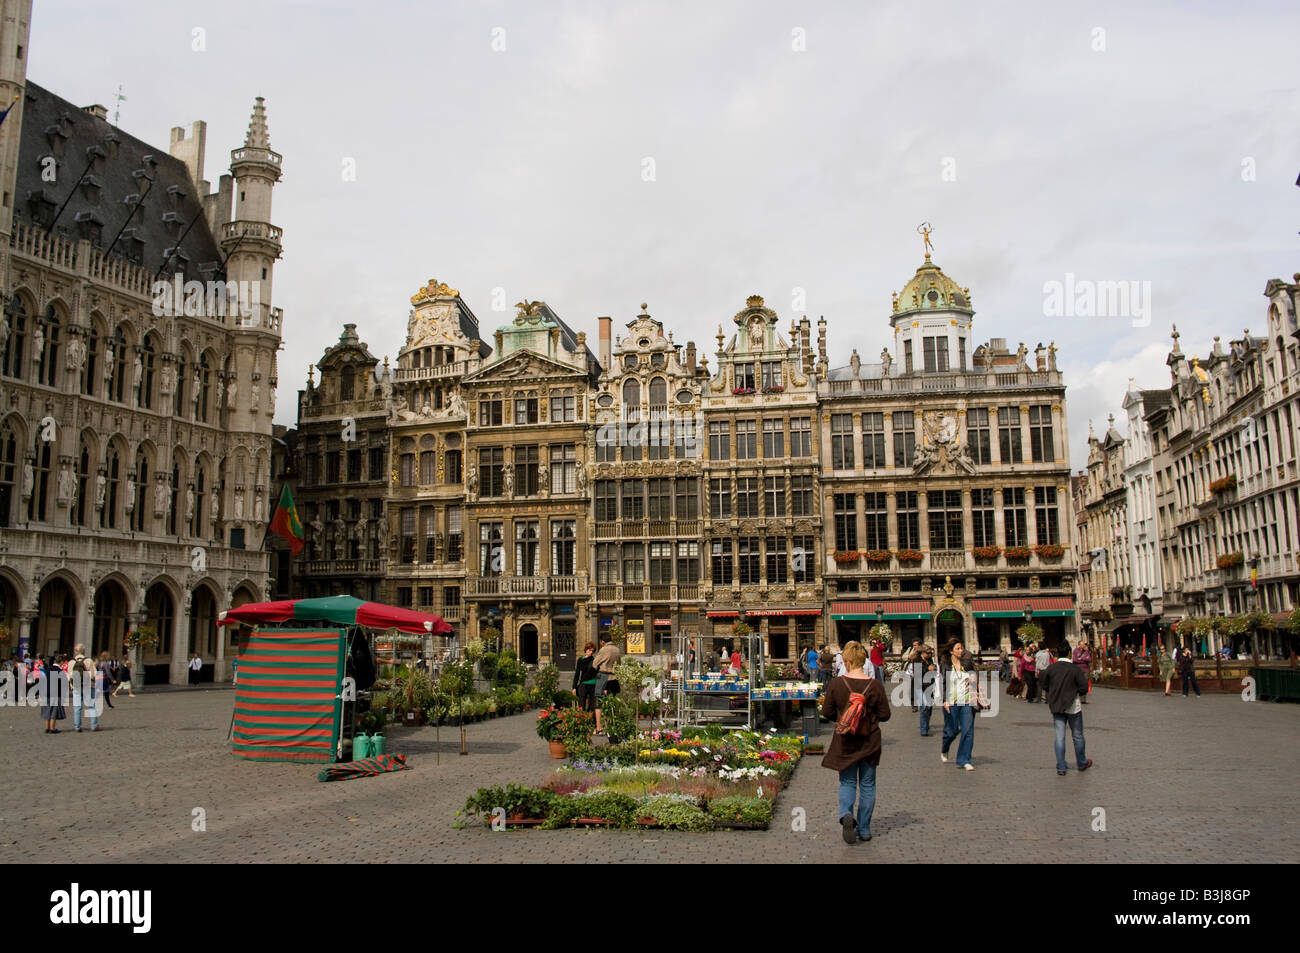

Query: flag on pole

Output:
[0, 94, 20, 129]
[269, 484, 304, 555]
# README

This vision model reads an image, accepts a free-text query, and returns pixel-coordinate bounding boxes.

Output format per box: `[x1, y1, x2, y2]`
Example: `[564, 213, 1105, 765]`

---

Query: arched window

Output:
[2, 296, 28, 380]
[649, 376, 667, 406]
[341, 365, 355, 401]
[197, 353, 211, 423]
[191, 461, 205, 537]
[132, 450, 149, 532]
[28, 432, 51, 522]
[100, 444, 121, 529]
[137, 335, 157, 409]
[81, 323, 99, 396]
[73, 437, 91, 527]
[168, 459, 181, 535]
[36, 306, 60, 387]
[173, 350, 189, 417]
[107, 326, 128, 402]
[622, 379, 640, 409]
[0, 420, 17, 527]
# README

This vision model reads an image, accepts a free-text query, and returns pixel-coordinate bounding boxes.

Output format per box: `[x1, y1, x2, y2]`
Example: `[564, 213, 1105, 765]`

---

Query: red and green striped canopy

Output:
[232, 628, 345, 763]
[219, 595, 453, 635]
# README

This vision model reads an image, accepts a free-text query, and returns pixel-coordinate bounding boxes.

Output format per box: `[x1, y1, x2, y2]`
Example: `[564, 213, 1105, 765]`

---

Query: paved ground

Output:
[3, 682, 1296, 863]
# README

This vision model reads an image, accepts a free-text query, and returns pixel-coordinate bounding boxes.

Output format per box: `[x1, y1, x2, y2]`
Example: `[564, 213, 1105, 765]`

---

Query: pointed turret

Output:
[245, 96, 270, 149]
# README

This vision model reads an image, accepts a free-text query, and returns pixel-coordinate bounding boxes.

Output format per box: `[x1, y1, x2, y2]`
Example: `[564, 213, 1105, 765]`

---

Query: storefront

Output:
[969, 596, 1077, 652]
[704, 608, 821, 660]
[828, 599, 930, 649]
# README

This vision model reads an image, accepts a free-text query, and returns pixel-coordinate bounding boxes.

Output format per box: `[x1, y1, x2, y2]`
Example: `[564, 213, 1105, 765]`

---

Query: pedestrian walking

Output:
[1034, 642, 1053, 681]
[113, 655, 136, 697]
[687, 644, 696, 677]
[806, 645, 820, 683]
[97, 652, 118, 709]
[916, 645, 937, 736]
[573, 642, 599, 713]
[1157, 645, 1175, 696]
[832, 648, 845, 678]
[40, 654, 68, 733]
[817, 646, 833, 686]
[1021, 643, 1039, 703]
[939, 640, 978, 770]
[591, 631, 622, 734]
[1176, 646, 1201, 697]
[188, 652, 203, 687]
[1070, 641, 1093, 703]
[1041, 656, 1093, 775]
[820, 640, 891, 844]
[905, 639, 924, 712]
[68, 645, 100, 732]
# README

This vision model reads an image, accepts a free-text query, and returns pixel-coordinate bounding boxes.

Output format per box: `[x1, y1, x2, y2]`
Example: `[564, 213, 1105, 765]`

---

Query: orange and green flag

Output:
[269, 484, 304, 555]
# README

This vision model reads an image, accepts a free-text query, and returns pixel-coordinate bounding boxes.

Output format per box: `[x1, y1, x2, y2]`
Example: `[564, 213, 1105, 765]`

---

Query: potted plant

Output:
[557, 706, 595, 757]
[863, 549, 891, 565]
[896, 549, 924, 563]
[1033, 543, 1065, 559]
[1216, 551, 1244, 570]
[1015, 621, 1043, 646]
[1209, 474, 1238, 495]
[1004, 546, 1031, 561]
[973, 545, 1001, 561]
[536, 706, 566, 757]
[600, 695, 636, 744]
[832, 550, 860, 564]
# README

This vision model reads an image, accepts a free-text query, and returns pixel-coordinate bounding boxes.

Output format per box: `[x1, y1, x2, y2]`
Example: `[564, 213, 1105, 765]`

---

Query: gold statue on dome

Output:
[514, 300, 546, 320]
[917, 222, 935, 260]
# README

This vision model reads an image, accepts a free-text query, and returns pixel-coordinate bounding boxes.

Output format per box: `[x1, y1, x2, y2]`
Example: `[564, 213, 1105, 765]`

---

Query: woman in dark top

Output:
[820, 640, 892, 844]
[40, 654, 68, 733]
[573, 642, 599, 712]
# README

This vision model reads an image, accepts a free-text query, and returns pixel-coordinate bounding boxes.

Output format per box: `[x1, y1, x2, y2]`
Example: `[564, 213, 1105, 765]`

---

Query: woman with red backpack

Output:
[820, 640, 892, 845]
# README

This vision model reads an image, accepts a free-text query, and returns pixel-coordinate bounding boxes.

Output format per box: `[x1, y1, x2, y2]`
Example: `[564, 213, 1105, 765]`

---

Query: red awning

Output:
[970, 597, 1076, 613]
[829, 600, 931, 619]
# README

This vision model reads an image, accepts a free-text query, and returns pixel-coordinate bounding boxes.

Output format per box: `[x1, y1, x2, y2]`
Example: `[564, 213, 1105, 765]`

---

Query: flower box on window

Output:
[1209, 474, 1238, 495]
[973, 546, 1001, 561]
[831, 550, 861, 564]
[863, 550, 891, 565]
[732, 387, 756, 396]
[896, 549, 924, 563]
[1216, 551, 1244, 570]
[763, 385, 784, 394]
[1004, 546, 1031, 561]
[1032, 544, 1064, 559]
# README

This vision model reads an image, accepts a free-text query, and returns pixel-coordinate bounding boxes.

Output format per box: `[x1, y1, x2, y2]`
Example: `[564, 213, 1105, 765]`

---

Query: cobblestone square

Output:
[3, 684, 1295, 864]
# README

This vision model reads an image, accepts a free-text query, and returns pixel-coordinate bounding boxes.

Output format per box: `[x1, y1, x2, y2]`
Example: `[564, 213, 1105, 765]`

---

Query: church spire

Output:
[245, 96, 270, 150]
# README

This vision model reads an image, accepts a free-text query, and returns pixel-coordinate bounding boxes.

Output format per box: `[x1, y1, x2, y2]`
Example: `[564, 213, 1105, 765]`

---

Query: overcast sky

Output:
[31, 0, 1300, 469]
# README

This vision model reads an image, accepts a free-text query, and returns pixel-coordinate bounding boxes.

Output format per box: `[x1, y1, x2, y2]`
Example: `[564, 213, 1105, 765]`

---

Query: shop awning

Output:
[970, 596, 1076, 619]
[1157, 616, 1182, 628]
[705, 608, 822, 618]
[830, 600, 931, 620]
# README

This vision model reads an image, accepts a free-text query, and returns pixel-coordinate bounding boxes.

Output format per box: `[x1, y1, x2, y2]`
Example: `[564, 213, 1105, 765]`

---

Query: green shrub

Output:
[553, 689, 576, 708]
[479, 652, 500, 683]
[462, 784, 555, 821]
[357, 709, 386, 734]
[707, 795, 773, 828]
[644, 795, 712, 832]
[537, 663, 560, 701]
[601, 695, 636, 744]
[549, 791, 637, 828]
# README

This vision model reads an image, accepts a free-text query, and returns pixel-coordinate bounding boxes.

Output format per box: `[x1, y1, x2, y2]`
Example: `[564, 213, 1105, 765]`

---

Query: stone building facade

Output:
[1074, 417, 1130, 643]
[0, 5, 285, 683]
[822, 255, 1077, 652]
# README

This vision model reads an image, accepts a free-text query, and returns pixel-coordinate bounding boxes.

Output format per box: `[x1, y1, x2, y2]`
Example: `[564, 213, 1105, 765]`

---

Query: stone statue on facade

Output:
[31, 323, 43, 363]
[65, 334, 85, 373]
[880, 348, 892, 377]
[850, 349, 861, 379]
[210, 488, 220, 524]
[253, 489, 265, 523]
[466, 463, 478, 499]
[154, 477, 169, 516]
[95, 471, 107, 509]
[124, 474, 135, 514]
[503, 463, 514, 497]
[21, 458, 33, 499]
[234, 489, 245, 521]
[58, 460, 75, 502]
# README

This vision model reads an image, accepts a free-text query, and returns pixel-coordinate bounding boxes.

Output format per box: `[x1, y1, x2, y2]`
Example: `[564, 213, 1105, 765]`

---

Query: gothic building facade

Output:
[0, 2, 286, 682]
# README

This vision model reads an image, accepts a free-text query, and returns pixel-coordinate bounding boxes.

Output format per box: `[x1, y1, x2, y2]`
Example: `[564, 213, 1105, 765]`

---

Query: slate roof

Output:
[536, 302, 602, 384]
[14, 81, 224, 281]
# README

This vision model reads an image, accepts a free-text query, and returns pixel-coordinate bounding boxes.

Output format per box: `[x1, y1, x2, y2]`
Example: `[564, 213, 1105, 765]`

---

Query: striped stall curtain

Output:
[231, 629, 345, 763]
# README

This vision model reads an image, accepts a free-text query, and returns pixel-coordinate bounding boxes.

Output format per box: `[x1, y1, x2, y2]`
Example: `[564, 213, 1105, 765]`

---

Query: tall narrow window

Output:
[621, 541, 644, 583]
[1003, 487, 1027, 547]
[167, 461, 181, 535]
[101, 446, 122, 530]
[893, 411, 915, 467]
[647, 478, 671, 520]
[72, 439, 91, 527]
[132, 452, 149, 532]
[446, 506, 463, 562]
[895, 491, 919, 549]
[967, 408, 992, 465]
[710, 539, 732, 584]
[675, 477, 699, 519]
[831, 414, 855, 469]
[791, 475, 813, 517]
[36, 307, 59, 387]
[595, 480, 617, 521]
[552, 520, 576, 576]
[422, 507, 436, 562]
[998, 407, 1022, 463]
[676, 541, 699, 583]
[400, 508, 416, 563]
[862, 413, 885, 468]
[28, 434, 51, 521]
[765, 475, 786, 517]
[1, 296, 27, 379]
[864, 492, 889, 550]
[340, 366, 355, 401]
[737, 537, 761, 584]
[0, 422, 17, 527]
[736, 420, 757, 459]
[790, 417, 812, 457]
[173, 352, 188, 416]
[972, 488, 995, 548]
[621, 479, 644, 519]
[763, 419, 784, 458]
[833, 494, 857, 551]
[736, 477, 758, 517]
[1029, 405, 1054, 463]
[709, 478, 731, 519]
[190, 463, 204, 537]
[197, 353, 211, 422]
[479, 447, 504, 496]
[137, 337, 156, 409]
[1034, 485, 1059, 544]
[709, 421, 730, 460]
[766, 537, 788, 583]
[516, 445, 539, 496]
[444, 449, 462, 484]
[80, 325, 99, 396]
[550, 444, 575, 494]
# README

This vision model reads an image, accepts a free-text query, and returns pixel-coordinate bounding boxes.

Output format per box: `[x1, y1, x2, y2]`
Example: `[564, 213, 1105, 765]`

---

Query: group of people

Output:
[1007, 641, 1092, 704]
[819, 636, 1094, 845]
[571, 631, 624, 734]
[798, 642, 887, 684]
[1155, 644, 1202, 697]
[1, 646, 135, 734]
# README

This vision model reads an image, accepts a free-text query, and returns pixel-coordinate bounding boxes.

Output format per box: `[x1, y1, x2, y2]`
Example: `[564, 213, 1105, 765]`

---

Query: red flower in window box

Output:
[896, 549, 924, 562]
[1216, 551, 1244, 570]
[1209, 474, 1237, 495]
[732, 387, 756, 396]
[1032, 544, 1064, 558]
[1004, 546, 1031, 560]
[832, 550, 861, 563]
[863, 550, 891, 564]
[763, 385, 784, 393]
[973, 546, 1001, 560]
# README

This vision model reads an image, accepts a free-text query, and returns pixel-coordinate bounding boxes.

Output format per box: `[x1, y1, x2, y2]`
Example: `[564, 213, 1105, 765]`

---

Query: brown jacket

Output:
[820, 674, 892, 770]
[593, 642, 622, 674]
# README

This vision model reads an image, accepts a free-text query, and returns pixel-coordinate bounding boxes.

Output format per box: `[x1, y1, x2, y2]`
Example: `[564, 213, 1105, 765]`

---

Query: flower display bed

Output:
[459, 727, 805, 831]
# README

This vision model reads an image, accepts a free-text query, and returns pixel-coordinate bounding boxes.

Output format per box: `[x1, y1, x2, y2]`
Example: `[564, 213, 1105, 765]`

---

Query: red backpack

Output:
[835, 684, 870, 736]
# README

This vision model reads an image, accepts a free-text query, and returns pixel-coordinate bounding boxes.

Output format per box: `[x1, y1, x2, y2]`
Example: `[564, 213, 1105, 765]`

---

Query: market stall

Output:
[218, 596, 452, 763]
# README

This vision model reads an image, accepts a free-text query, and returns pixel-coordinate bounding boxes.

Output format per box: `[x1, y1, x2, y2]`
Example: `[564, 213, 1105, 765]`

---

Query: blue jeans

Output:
[1053, 711, 1086, 771]
[72, 699, 98, 731]
[1181, 672, 1200, 696]
[837, 761, 876, 838]
[919, 706, 932, 736]
[941, 704, 974, 766]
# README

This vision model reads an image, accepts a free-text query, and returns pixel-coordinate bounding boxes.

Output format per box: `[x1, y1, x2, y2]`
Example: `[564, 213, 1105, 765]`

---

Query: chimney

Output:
[83, 104, 108, 121]
[598, 316, 612, 372]
[799, 318, 812, 374]
[169, 121, 209, 194]
[686, 341, 697, 375]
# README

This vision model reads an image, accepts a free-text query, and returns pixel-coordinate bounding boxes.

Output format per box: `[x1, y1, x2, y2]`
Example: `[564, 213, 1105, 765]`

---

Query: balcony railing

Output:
[393, 361, 468, 382]
[301, 558, 386, 576]
[589, 583, 702, 603]
[930, 550, 966, 571]
[467, 575, 587, 596]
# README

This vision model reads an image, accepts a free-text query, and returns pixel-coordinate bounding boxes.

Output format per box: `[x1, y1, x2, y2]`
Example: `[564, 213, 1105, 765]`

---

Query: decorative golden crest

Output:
[411, 278, 459, 303]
